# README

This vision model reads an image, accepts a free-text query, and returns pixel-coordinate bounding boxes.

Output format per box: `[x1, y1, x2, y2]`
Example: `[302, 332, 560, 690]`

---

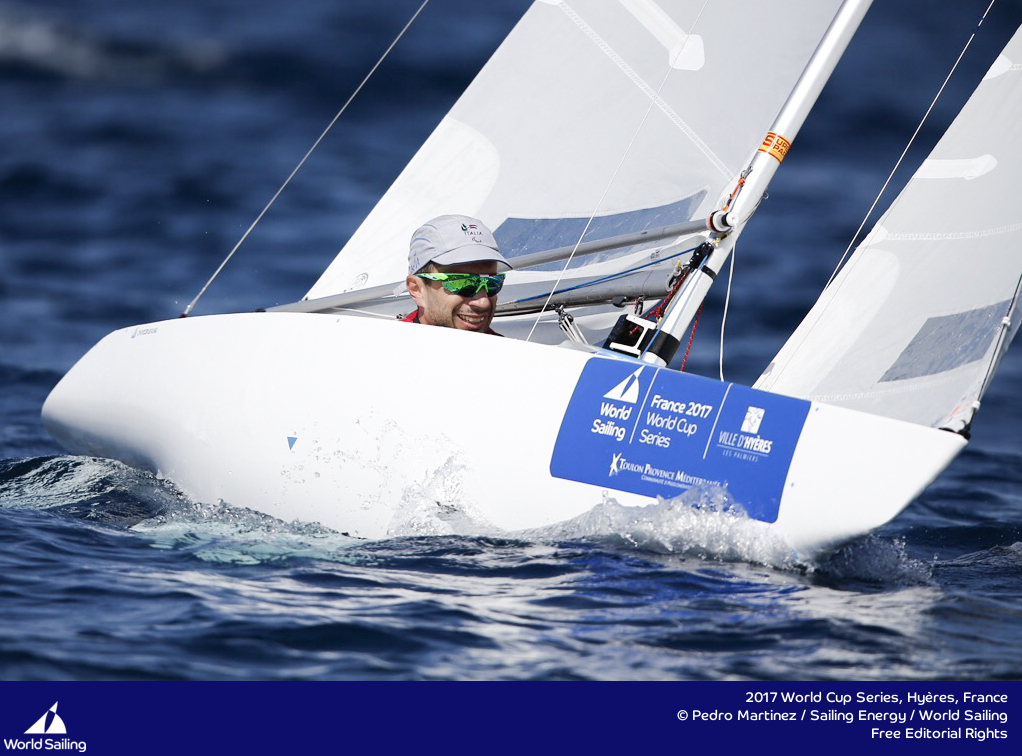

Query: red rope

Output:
[628, 267, 691, 338]
[679, 303, 703, 371]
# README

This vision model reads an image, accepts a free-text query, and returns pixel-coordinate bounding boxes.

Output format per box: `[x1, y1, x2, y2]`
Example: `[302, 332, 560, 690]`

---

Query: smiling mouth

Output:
[457, 312, 487, 328]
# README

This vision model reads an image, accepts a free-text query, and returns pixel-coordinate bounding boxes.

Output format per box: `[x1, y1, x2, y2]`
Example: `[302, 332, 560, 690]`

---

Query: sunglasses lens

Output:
[437, 274, 504, 296]
[441, 278, 480, 296]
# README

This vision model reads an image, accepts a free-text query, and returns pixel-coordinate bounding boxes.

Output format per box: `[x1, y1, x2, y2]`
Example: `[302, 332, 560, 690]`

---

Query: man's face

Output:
[407, 260, 500, 332]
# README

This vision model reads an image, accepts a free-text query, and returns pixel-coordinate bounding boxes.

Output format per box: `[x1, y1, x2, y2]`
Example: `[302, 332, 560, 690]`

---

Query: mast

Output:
[635, 0, 874, 367]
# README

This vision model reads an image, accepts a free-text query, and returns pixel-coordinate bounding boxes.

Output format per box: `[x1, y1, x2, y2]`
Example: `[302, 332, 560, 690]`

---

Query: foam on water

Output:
[386, 473, 806, 570]
[132, 500, 363, 565]
[387, 455, 500, 538]
[380, 473, 948, 588]
[522, 487, 804, 570]
[0, 454, 944, 588]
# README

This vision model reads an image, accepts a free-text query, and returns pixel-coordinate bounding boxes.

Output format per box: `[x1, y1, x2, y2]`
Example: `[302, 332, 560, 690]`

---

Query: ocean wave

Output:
[0, 455, 177, 527]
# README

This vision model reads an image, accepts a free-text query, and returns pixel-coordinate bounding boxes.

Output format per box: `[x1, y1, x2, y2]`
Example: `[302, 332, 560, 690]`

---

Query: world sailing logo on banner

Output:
[603, 367, 643, 404]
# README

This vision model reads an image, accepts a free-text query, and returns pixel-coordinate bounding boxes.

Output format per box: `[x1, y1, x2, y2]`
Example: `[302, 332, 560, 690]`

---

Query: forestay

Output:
[306, 0, 847, 302]
[756, 23, 1022, 431]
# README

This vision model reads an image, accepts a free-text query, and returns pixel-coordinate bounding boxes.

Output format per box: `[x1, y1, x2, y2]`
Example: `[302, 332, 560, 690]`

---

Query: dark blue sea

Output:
[2, 0, 1022, 683]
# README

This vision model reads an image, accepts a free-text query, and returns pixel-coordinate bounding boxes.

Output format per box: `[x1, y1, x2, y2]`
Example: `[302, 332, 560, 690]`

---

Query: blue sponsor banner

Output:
[550, 357, 811, 522]
[0, 681, 1016, 753]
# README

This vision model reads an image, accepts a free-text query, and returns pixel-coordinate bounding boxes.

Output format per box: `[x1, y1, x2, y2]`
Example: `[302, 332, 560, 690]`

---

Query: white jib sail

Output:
[306, 0, 847, 300]
[756, 23, 1022, 431]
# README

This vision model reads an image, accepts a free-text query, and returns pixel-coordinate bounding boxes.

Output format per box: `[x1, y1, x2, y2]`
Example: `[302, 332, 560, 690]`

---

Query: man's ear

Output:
[406, 274, 425, 308]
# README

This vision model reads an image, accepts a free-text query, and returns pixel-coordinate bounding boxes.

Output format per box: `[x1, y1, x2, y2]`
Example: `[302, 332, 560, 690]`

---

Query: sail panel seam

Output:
[877, 220, 1022, 242]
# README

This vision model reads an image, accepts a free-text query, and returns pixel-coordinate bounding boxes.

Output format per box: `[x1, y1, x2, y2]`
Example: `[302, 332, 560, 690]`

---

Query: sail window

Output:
[880, 300, 1010, 382]
[493, 192, 705, 270]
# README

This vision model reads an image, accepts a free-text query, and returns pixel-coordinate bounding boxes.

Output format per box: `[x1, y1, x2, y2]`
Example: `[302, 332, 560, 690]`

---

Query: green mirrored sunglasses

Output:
[417, 272, 505, 297]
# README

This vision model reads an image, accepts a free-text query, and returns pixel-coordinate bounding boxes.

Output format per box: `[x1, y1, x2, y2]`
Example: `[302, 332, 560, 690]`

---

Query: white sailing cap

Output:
[408, 215, 512, 275]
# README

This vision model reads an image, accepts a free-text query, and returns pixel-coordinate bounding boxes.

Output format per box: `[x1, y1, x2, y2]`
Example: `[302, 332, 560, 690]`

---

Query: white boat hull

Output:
[42, 313, 966, 556]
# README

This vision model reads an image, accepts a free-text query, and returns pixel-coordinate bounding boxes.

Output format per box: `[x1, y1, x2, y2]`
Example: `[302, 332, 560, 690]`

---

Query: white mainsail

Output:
[756, 23, 1022, 431]
[306, 0, 847, 300]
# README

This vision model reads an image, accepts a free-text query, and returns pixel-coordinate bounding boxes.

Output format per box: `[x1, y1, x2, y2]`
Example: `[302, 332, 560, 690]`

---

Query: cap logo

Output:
[408, 215, 510, 275]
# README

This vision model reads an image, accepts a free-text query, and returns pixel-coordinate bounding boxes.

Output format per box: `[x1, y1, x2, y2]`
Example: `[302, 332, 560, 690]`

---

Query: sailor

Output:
[402, 214, 512, 335]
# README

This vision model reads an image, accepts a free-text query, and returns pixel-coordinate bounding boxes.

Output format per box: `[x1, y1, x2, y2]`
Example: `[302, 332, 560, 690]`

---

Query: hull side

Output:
[43, 313, 966, 554]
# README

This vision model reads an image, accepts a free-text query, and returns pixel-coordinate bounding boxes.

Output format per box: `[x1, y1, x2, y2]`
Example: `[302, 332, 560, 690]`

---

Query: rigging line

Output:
[824, 0, 998, 289]
[522, 91, 666, 342]
[180, 0, 432, 318]
[523, 0, 712, 343]
[719, 240, 735, 382]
